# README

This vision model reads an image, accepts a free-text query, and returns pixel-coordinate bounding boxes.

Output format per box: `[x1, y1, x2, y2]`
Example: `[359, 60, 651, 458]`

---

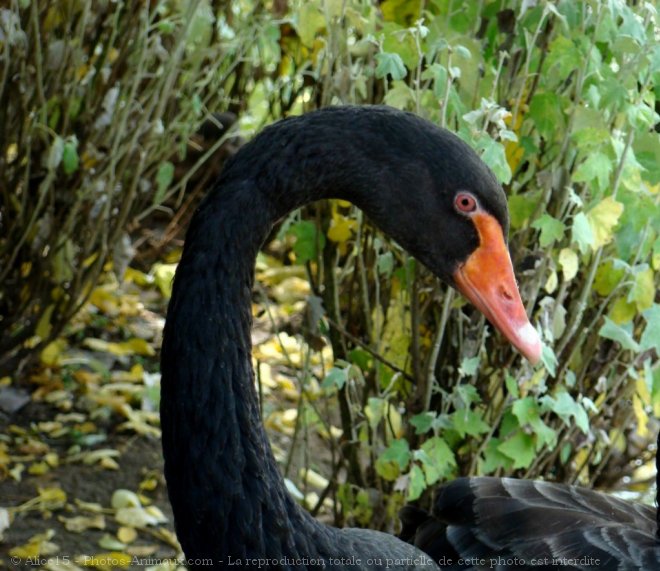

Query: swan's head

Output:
[358, 110, 542, 364]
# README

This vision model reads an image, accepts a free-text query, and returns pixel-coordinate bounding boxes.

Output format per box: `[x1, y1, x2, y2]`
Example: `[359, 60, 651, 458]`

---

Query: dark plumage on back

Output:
[402, 475, 660, 570]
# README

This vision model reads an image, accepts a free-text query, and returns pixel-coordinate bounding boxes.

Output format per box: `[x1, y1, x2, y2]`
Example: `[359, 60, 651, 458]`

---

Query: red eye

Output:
[454, 192, 477, 213]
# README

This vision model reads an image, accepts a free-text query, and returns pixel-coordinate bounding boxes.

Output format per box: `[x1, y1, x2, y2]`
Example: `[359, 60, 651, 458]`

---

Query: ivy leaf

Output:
[531, 214, 565, 247]
[587, 197, 624, 249]
[375, 52, 407, 80]
[599, 317, 640, 352]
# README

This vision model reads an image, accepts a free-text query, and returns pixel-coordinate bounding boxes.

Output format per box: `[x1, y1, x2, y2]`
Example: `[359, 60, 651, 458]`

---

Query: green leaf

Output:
[541, 343, 558, 377]
[375, 52, 407, 80]
[531, 214, 565, 248]
[481, 437, 512, 473]
[377, 251, 394, 276]
[504, 375, 519, 399]
[417, 436, 456, 485]
[289, 220, 325, 264]
[295, 4, 325, 46]
[155, 161, 175, 205]
[458, 356, 479, 377]
[450, 408, 490, 438]
[545, 36, 581, 81]
[477, 137, 511, 184]
[380, 439, 410, 469]
[365, 397, 386, 429]
[571, 212, 595, 253]
[528, 92, 564, 140]
[407, 464, 426, 501]
[640, 305, 660, 354]
[383, 81, 414, 110]
[62, 137, 79, 175]
[512, 397, 556, 447]
[322, 367, 347, 390]
[599, 317, 640, 352]
[573, 152, 613, 192]
[410, 412, 435, 435]
[544, 392, 589, 434]
[498, 431, 535, 469]
[508, 192, 540, 229]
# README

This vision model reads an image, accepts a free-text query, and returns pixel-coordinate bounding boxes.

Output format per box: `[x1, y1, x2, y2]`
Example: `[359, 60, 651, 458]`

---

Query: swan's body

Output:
[160, 106, 657, 569]
[404, 476, 660, 570]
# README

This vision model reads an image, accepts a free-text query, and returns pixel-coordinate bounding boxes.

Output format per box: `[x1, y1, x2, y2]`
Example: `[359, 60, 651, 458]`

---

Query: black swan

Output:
[160, 106, 657, 569]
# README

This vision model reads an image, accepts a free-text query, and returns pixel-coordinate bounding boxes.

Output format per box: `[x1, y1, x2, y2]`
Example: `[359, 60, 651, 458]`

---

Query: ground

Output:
[0, 257, 334, 570]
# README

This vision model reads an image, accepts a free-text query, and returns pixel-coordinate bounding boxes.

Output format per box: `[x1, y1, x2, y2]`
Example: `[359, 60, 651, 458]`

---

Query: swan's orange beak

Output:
[452, 212, 542, 364]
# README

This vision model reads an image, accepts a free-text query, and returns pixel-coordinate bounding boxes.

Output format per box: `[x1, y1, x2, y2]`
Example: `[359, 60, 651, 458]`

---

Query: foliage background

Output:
[1, 0, 659, 547]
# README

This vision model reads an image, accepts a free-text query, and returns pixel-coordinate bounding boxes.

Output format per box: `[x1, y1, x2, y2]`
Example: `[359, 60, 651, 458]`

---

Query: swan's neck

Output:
[160, 180, 332, 560]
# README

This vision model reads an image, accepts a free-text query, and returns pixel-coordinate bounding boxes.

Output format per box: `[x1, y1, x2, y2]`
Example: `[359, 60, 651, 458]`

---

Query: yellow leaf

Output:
[39, 486, 67, 506]
[28, 462, 50, 476]
[117, 526, 137, 544]
[40, 339, 67, 366]
[59, 514, 106, 533]
[632, 394, 649, 438]
[152, 263, 177, 298]
[299, 468, 329, 489]
[327, 213, 356, 243]
[6, 142, 18, 163]
[124, 267, 152, 287]
[593, 260, 625, 296]
[83, 338, 155, 357]
[586, 197, 624, 249]
[631, 267, 654, 312]
[544, 270, 558, 293]
[558, 248, 579, 281]
[271, 277, 310, 304]
[89, 287, 120, 315]
[609, 296, 637, 324]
